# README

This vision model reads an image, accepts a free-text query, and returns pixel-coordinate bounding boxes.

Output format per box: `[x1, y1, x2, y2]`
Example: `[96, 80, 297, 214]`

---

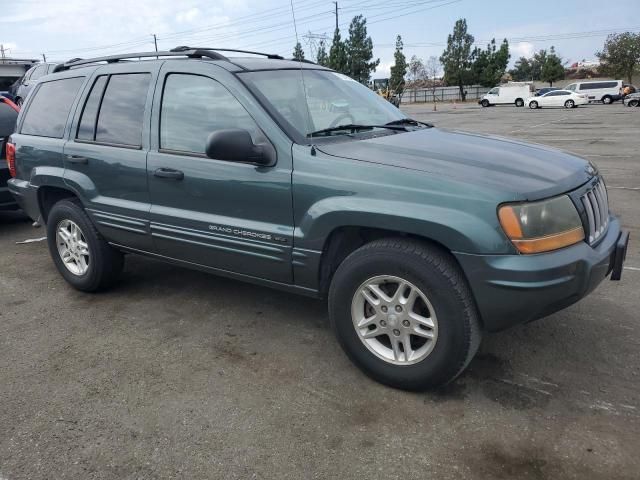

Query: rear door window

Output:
[95, 73, 150, 147]
[20, 77, 85, 138]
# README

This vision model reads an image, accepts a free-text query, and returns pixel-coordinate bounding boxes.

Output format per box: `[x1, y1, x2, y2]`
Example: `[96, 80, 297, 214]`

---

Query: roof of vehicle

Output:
[53, 47, 330, 74]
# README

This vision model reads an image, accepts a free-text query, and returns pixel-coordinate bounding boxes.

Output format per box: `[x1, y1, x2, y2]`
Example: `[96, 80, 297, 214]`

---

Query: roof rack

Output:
[53, 46, 285, 73]
[170, 46, 284, 60]
[53, 49, 230, 72]
[288, 58, 317, 65]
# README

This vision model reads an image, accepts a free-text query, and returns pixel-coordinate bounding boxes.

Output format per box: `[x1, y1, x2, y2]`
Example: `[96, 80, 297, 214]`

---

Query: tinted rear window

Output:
[95, 74, 150, 146]
[21, 77, 85, 138]
[579, 82, 618, 90]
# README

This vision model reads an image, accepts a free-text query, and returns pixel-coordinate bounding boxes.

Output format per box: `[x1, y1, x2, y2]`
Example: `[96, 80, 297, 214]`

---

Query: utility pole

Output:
[0, 44, 6, 61]
[332, 1, 339, 31]
[152, 34, 158, 52]
[42, 53, 47, 62]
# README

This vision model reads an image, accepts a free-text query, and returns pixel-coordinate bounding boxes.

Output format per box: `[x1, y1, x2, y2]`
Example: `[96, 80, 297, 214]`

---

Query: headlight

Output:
[498, 195, 584, 254]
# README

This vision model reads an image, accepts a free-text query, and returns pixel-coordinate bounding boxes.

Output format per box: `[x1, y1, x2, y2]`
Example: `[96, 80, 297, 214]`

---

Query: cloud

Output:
[512, 41, 535, 59]
[176, 8, 201, 25]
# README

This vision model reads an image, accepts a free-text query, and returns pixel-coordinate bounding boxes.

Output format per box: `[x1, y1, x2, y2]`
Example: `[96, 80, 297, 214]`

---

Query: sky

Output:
[1, 0, 639, 79]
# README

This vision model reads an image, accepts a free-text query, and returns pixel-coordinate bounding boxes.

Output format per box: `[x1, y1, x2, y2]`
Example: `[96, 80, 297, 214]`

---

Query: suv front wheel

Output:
[47, 199, 124, 292]
[328, 238, 481, 390]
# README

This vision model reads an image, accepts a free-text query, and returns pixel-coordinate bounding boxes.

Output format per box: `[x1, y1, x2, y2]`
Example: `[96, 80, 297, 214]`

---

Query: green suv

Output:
[7, 48, 629, 390]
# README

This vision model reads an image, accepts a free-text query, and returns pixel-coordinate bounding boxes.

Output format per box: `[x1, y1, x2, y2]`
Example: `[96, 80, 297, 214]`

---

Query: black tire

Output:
[529, 101, 539, 109]
[602, 95, 612, 104]
[481, 99, 490, 107]
[328, 238, 482, 391]
[564, 99, 575, 108]
[629, 99, 639, 107]
[515, 98, 524, 107]
[46, 199, 124, 292]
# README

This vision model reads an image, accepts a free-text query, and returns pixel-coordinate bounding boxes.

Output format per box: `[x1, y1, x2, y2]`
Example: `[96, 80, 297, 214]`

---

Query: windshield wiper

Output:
[384, 118, 433, 128]
[306, 123, 407, 138]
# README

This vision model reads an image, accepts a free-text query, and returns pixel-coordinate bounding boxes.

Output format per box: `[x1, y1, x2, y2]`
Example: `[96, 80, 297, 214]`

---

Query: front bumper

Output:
[455, 217, 628, 332]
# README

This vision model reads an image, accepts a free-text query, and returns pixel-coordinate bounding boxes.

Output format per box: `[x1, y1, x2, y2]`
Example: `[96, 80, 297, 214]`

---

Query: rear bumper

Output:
[455, 217, 627, 332]
[7, 178, 40, 219]
[0, 166, 18, 211]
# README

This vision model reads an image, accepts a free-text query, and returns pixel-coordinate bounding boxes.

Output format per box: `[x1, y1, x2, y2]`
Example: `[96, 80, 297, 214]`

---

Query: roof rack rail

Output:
[288, 58, 317, 65]
[171, 46, 284, 60]
[53, 49, 229, 73]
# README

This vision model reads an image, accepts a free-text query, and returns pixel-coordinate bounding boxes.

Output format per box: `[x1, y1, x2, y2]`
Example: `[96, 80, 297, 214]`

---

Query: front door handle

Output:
[66, 155, 88, 164]
[154, 168, 184, 180]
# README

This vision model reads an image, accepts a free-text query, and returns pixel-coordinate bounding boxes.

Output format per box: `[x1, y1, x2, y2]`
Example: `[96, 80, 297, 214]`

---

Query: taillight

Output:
[6, 141, 16, 177]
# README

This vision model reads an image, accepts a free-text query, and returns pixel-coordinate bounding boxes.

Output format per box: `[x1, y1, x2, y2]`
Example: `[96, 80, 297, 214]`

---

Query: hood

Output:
[316, 128, 594, 200]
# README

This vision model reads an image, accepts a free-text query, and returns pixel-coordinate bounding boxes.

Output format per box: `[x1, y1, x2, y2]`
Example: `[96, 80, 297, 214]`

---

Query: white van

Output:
[479, 82, 534, 107]
[563, 80, 623, 104]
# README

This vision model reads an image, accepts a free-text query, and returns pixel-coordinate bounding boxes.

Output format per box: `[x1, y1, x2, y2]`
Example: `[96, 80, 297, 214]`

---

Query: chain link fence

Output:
[400, 85, 491, 104]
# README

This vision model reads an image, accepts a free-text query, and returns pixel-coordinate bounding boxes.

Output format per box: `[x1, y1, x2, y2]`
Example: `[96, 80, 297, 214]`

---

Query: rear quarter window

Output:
[20, 77, 85, 138]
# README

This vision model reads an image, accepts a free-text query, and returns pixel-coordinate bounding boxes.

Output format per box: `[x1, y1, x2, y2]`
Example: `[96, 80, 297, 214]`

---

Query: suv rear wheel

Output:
[47, 199, 124, 292]
[515, 98, 524, 107]
[602, 95, 613, 104]
[328, 238, 481, 390]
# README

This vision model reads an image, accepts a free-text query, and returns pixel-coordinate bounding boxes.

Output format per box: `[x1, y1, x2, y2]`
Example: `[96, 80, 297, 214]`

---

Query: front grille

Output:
[580, 180, 609, 244]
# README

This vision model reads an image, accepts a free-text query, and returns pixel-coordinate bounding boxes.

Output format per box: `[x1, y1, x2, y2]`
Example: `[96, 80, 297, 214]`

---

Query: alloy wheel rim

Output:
[56, 219, 90, 276]
[351, 275, 438, 365]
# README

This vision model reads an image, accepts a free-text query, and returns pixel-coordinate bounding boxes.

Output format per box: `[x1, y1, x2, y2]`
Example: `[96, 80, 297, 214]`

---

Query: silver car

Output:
[624, 92, 640, 107]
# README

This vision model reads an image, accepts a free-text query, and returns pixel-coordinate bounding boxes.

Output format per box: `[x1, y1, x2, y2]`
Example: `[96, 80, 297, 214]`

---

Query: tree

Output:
[345, 15, 379, 84]
[440, 18, 474, 101]
[509, 57, 532, 81]
[292, 42, 305, 61]
[531, 49, 548, 80]
[425, 56, 441, 109]
[541, 46, 565, 86]
[316, 39, 328, 66]
[408, 55, 426, 83]
[596, 32, 640, 83]
[472, 38, 509, 87]
[328, 28, 348, 74]
[389, 35, 407, 94]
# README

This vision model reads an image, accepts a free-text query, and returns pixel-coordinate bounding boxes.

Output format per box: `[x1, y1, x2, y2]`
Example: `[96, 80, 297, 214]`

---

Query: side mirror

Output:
[205, 129, 273, 166]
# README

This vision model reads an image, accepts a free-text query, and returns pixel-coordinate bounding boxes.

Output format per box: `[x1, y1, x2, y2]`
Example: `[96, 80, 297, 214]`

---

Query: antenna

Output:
[289, 0, 313, 136]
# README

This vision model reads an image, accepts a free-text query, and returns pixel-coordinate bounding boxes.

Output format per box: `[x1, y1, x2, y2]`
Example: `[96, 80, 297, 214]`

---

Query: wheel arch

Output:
[37, 185, 80, 224]
[317, 225, 465, 296]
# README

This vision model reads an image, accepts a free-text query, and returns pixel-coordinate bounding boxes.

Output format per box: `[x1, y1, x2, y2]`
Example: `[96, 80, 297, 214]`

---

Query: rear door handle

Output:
[66, 155, 88, 164]
[154, 168, 184, 180]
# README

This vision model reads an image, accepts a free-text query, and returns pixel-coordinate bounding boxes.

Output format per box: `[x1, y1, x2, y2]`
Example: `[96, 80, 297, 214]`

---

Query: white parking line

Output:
[624, 266, 640, 272]
[608, 186, 640, 191]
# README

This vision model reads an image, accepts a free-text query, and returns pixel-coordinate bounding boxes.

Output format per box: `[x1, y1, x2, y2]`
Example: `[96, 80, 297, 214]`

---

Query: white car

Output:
[527, 90, 588, 109]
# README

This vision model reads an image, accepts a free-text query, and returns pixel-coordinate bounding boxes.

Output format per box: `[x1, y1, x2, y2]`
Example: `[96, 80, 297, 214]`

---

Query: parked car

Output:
[527, 90, 588, 109]
[13, 62, 59, 106]
[7, 48, 629, 390]
[0, 96, 20, 210]
[479, 82, 533, 107]
[564, 80, 624, 104]
[534, 87, 560, 96]
[623, 92, 640, 107]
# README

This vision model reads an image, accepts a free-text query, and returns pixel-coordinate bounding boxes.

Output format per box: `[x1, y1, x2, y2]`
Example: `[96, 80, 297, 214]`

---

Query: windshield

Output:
[239, 69, 406, 139]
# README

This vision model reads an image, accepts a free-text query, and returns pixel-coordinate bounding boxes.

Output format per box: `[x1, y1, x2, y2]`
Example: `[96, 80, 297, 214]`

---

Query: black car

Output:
[0, 96, 19, 210]
[535, 87, 560, 96]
